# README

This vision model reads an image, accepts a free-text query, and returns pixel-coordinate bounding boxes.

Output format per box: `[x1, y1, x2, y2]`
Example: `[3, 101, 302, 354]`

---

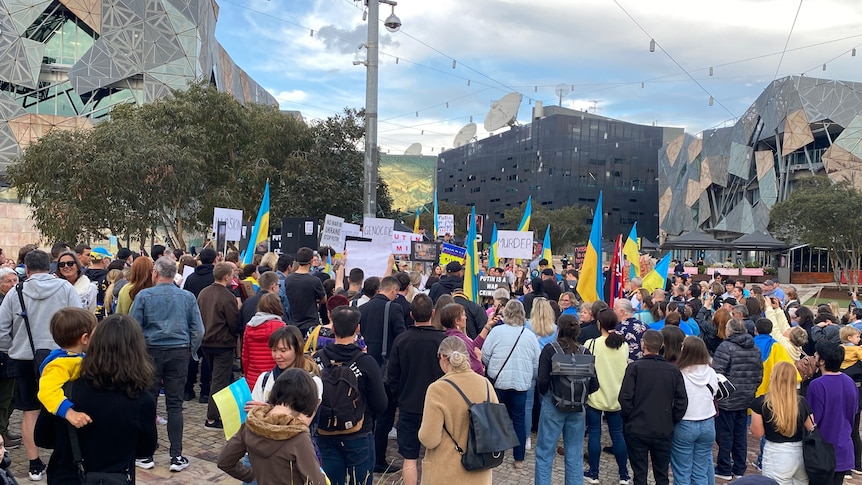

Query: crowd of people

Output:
[0, 241, 860, 485]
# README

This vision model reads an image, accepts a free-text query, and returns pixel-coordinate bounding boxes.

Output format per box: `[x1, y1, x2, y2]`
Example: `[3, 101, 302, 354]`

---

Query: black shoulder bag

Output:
[488, 327, 524, 387]
[67, 422, 132, 484]
[15, 282, 51, 375]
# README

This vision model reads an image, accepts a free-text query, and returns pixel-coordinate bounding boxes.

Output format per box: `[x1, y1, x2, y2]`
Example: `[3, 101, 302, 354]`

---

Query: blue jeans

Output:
[535, 394, 585, 485]
[586, 406, 628, 480]
[147, 347, 188, 458]
[671, 418, 716, 485]
[496, 388, 527, 461]
[715, 409, 748, 476]
[524, 378, 536, 433]
[317, 432, 375, 485]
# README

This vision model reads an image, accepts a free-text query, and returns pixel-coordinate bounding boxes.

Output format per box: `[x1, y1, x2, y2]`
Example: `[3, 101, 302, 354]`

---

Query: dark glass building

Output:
[437, 106, 682, 241]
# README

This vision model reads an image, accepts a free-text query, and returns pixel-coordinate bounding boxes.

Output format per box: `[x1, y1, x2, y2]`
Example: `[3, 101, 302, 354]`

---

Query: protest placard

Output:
[411, 241, 438, 262]
[496, 230, 534, 259]
[319, 214, 345, 252]
[392, 231, 422, 254]
[437, 214, 455, 236]
[439, 243, 467, 266]
[345, 239, 391, 278]
[479, 275, 507, 297]
[213, 208, 243, 241]
[362, 217, 394, 246]
[343, 223, 362, 239]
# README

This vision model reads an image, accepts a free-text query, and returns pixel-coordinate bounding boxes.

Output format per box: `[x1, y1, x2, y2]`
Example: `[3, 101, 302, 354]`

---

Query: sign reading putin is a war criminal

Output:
[496, 230, 534, 259]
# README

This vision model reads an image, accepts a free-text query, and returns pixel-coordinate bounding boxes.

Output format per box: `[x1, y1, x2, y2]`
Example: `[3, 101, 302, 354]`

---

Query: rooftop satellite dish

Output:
[453, 123, 477, 148]
[555, 83, 570, 106]
[484, 92, 522, 132]
[404, 143, 422, 155]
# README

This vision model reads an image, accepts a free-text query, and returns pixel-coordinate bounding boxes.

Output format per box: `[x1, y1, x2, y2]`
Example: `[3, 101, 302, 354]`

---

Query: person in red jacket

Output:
[241, 293, 286, 390]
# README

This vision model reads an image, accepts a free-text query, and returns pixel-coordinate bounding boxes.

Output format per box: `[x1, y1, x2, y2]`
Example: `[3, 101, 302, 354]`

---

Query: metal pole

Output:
[363, 0, 380, 219]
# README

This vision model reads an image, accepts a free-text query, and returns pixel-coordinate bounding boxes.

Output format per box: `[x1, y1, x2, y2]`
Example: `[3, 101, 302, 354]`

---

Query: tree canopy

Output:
[7, 84, 392, 248]
[500, 201, 592, 251]
[769, 175, 862, 289]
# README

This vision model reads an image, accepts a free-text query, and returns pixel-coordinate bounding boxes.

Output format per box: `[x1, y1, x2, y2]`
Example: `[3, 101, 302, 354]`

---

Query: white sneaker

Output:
[170, 456, 190, 472]
[525, 436, 531, 450]
[135, 457, 155, 470]
[388, 428, 397, 440]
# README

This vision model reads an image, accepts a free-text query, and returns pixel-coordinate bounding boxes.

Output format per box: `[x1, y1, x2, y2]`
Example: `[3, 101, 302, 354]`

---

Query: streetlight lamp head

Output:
[384, 12, 401, 32]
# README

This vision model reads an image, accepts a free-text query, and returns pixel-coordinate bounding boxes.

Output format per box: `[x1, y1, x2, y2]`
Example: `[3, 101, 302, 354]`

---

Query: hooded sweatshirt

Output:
[242, 312, 284, 387]
[0, 273, 81, 360]
[183, 264, 214, 297]
[680, 364, 718, 420]
[217, 405, 327, 485]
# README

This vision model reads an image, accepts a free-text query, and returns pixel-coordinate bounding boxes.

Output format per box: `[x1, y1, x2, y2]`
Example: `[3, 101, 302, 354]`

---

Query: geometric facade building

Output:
[378, 154, 435, 213]
[438, 105, 682, 241]
[0, 0, 277, 175]
[658, 76, 862, 241]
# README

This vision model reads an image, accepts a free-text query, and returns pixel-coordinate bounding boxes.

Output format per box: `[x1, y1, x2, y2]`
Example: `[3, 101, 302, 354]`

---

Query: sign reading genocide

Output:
[439, 243, 467, 266]
[496, 230, 534, 259]
[363, 217, 395, 246]
[319, 214, 345, 252]
[478, 275, 507, 297]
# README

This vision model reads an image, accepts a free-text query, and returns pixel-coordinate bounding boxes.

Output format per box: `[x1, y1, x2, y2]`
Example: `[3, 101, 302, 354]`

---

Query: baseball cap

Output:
[116, 248, 132, 260]
[90, 247, 112, 260]
[445, 261, 463, 273]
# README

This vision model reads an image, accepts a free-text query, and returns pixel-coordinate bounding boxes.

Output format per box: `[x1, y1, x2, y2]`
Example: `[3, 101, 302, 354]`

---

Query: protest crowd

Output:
[0, 223, 859, 485]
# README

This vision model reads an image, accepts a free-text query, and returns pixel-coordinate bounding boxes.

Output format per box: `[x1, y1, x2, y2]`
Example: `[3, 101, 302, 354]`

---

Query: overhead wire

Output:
[772, 0, 804, 81]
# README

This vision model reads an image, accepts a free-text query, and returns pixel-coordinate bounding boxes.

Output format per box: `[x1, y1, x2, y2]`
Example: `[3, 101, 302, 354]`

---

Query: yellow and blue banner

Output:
[212, 377, 253, 440]
[242, 181, 270, 265]
[577, 192, 604, 302]
[623, 222, 641, 278]
[642, 252, 671, 293]
[488, 223, 499, 268]
[541, 225, 552, 264]
[413, 207, 421, 234]
[464, 206, 478, 301]
[518, 196, 532, 231]
[433, 188, 439, 239]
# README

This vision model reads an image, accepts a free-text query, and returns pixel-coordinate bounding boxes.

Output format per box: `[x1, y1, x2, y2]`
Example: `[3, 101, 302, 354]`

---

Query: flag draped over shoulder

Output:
[642, 252, 671, 293]
[464, 206, 478, 301]
[489, 223, 499, 268]
[242, 181, 270, 265]
[577, 192, 604, 302]
[541, 225, 552, 264]
[623, 222, 641, 279]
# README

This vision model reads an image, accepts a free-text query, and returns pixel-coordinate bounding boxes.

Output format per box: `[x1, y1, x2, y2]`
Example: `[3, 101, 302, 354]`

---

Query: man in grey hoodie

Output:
[0, 249, 81, 480]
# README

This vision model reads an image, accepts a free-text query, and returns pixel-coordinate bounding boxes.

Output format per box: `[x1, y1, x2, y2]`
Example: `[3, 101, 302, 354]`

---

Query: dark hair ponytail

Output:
[596, 308, 625, 349]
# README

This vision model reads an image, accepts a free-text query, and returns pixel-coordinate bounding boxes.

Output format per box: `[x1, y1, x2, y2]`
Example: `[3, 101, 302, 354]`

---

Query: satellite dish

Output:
[404, 143, 422, 155]
[484, 92, 522, 132]
[555, 83, 570, 106]
[453, 123, 477, 148]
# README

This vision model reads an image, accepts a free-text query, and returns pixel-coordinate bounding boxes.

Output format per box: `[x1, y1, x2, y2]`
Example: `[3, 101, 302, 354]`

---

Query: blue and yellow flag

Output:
[212, 377, 253, 440]
[464, 206, 478, 301]
[488, 223, 499, 268]
[242, 181, 270, 265]
[623, 222, 641, 278]
[413, 207, 421, 234]
[517, 196, 532, 231]
[433, 188, 439, 239]
[577, 192, 604, 302]
[541, 225, 552, 264]
[642, 252, 671, 293]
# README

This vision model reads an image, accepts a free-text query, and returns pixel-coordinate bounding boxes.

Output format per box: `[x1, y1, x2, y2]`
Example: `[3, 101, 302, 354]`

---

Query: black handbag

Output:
[803, 424, 835, 482]
[67, 419, 131, 484]
[441, 378, 520, 471]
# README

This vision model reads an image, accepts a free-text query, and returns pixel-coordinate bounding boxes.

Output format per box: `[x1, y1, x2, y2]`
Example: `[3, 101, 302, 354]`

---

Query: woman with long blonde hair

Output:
[750, 361, 814, 484]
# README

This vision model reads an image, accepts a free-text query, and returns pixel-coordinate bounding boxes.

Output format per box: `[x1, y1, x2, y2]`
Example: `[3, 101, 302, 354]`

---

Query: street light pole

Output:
[362, 0, 399, 219]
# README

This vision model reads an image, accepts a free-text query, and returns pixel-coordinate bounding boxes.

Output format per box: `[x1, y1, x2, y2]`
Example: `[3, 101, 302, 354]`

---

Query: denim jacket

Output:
[130, 283, 204, 354]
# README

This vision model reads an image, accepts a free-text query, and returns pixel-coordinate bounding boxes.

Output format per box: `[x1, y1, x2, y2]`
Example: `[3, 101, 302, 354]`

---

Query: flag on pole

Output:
[517, 196, 532, 231]
[609, 234, 625, 307]
[642, 252, 671, 293]
[577, 192, 604, 302]
[540, 225, 552, 264]
[464, 206, 479, 301]
[413, 206, 421, 234]
[623, 222, 641, 279]
[325, 253, 334, 278]
[242, 181, 270, 266]
[433, 188, 439, 239]
[489, 223, 499, 268]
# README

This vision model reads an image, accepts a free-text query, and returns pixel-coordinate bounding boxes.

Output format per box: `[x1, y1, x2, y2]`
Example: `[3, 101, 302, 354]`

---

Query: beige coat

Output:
[418, 369, 496, 485]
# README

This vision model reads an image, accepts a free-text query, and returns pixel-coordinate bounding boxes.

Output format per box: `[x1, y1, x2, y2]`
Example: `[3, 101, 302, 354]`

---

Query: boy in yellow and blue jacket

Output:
[37, 307, 96, 428]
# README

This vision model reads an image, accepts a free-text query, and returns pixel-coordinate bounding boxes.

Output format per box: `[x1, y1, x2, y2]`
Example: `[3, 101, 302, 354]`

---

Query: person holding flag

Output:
[242, 182, 270, 266]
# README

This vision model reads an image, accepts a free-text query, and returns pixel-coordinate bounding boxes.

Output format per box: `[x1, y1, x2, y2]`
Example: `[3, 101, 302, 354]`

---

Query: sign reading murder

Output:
[319, 214, 345, 252]
[496, 230, 534, 259]
[437, 214, 455, 236]
[478, 275, 507, 297]
[392, 231, 422, 255]
[439, 243, 467, 266]
[213, 208, 243, 241]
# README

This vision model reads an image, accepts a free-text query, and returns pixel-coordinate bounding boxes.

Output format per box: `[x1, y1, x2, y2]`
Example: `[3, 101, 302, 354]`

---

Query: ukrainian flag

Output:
[541, 225, 552, 264]
[577, 192, 604, 302]
[642, 252, 671, 293]
[464, 206, 478, 301]
[433, 188, 439, 239]
[488, 223, 499, 268]
[242, 181, 270, 265]
[413, 207, 421, 234]
[623, 222, 641, 278]
[518, 196, 532, 231]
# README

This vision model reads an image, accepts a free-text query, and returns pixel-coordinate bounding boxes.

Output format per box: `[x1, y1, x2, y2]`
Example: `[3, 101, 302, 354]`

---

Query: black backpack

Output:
[314, 350, 365, 435]
[549, 341, 596, 413]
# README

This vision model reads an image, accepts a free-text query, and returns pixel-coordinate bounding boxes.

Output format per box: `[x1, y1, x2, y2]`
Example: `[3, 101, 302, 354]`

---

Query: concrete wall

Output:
[0, 201, 41, 258]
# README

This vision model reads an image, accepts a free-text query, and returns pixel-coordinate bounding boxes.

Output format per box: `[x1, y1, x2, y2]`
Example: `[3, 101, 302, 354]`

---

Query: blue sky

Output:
[213, 0, 862, 155]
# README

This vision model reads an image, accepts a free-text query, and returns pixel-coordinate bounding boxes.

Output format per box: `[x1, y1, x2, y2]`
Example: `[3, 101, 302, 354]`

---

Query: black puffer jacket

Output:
[712, 332, 763, 411]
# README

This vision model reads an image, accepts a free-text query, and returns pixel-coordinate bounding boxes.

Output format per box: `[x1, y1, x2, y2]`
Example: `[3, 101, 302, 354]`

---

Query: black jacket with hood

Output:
[183, 264, 214, 297]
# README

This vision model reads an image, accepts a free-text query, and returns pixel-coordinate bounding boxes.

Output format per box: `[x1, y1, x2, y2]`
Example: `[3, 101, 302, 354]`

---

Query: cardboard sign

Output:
[439, 243, 467, 266]
[392, 231, 422, 255]
[479, 275, 507, 297]
[343, 223, 362, 239]
[496, 230, 534, 259]
[437, 214, 455, 237]
[213, 208, 243, 241]
[363, 217, 394, 245]
[345, 239, 391, 278]
[319, 214, 345, 252]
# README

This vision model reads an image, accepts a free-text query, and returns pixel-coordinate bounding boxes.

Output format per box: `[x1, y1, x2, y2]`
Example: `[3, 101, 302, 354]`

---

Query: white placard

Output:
[437, 214, 455, 236]
[319, 214, 345, 252]
[391, 231, 422, 255]
[213, 208, 243, 241]
[179, 265, 195, 289]
[362, 217, 395, 245]
[496, 230, 534, 259]
[343, 223, 362, 239]
[345, 239, 391, 278]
